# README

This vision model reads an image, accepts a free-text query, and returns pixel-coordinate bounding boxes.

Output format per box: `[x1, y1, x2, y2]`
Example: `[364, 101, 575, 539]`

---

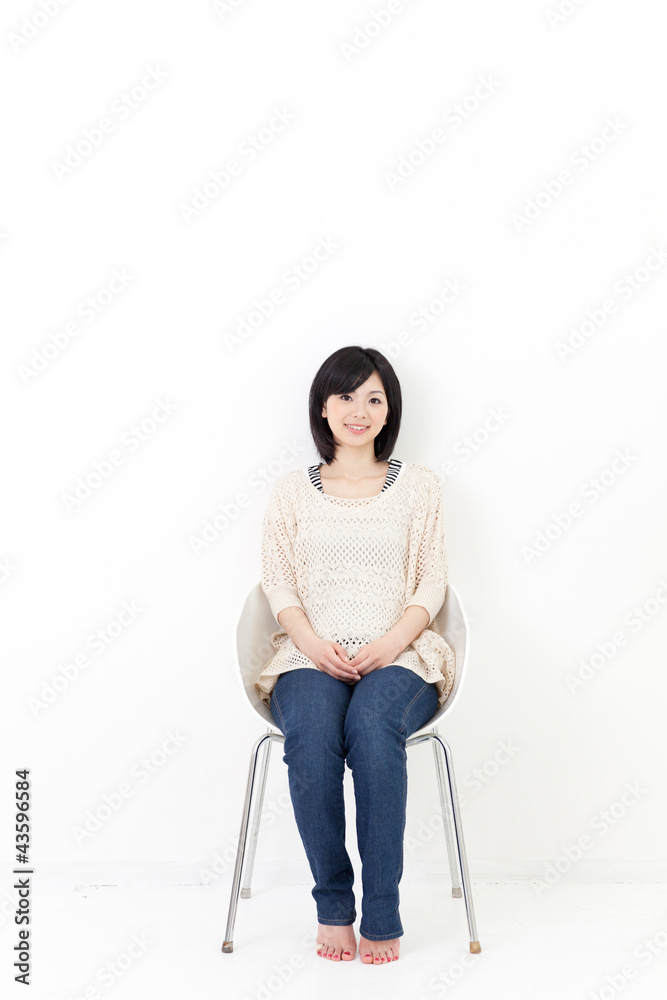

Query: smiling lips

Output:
[345, 424, 369, 433]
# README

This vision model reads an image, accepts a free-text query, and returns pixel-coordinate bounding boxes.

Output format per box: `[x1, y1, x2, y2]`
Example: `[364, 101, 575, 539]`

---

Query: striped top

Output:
[307, 458, 404, 494]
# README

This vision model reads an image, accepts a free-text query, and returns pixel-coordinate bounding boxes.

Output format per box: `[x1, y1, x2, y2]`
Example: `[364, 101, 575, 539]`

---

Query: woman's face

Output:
[321, 371, 388, 453]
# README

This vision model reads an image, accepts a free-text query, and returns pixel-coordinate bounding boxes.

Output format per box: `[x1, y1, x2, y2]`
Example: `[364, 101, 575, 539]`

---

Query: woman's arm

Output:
[383, 604, 430, 659]
[261, 483, 358, 681]
[403, 474, 448, 626]
[277, 605, 361, 682]
[261, 484, 307, 623]
[276, 605, 319, 649]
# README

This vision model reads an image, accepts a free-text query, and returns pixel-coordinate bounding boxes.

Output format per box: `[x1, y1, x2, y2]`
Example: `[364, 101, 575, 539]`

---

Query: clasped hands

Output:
[304, 633, 405, 684]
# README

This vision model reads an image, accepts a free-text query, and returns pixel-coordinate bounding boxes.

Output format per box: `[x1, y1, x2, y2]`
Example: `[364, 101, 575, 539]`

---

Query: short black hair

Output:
[308, 346, 402, 465]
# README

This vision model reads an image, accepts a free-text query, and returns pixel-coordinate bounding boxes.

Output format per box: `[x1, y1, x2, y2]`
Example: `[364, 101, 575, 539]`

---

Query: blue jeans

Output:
[269, 664, 439, 941]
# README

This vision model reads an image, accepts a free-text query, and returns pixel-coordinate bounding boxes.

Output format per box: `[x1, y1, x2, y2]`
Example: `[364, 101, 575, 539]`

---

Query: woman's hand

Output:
[300, 636, 362, 684]
[346, 634, 404, 677]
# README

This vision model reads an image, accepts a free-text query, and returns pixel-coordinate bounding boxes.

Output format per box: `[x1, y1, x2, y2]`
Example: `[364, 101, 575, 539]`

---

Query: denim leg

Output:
[343, 665, 439, 941]
[270, 668, 357, 925]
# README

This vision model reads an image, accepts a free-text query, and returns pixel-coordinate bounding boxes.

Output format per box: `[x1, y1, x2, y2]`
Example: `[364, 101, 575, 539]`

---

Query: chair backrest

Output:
[235, 582, 470, 731]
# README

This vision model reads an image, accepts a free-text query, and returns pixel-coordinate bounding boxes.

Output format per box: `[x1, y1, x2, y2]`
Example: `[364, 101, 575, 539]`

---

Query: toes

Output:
[367, 943, 398, 963]
[318, 939, 355, 961]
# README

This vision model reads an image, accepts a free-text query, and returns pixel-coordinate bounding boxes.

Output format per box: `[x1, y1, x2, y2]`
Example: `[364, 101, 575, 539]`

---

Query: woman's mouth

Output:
[344, 424, 369, 434]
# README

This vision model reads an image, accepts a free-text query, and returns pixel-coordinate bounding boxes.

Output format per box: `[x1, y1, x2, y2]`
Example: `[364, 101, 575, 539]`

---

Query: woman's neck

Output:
[321, 449, 386, 482]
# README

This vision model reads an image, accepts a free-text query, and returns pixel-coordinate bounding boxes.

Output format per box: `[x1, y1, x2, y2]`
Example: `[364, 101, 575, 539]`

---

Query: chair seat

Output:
[236, 581, 470, 731]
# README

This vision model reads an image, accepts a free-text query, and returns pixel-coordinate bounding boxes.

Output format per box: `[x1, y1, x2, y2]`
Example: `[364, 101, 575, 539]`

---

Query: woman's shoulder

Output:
[404, 461, 444, 493]
[265, 468, 306, 504]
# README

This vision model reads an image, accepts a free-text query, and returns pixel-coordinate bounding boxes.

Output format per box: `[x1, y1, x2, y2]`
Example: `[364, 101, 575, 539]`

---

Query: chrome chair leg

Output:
[241, 730, 273, 899]
[222, 731, 283, 953]
[433, 734, 481, 953]
[431, 728, 462, 898]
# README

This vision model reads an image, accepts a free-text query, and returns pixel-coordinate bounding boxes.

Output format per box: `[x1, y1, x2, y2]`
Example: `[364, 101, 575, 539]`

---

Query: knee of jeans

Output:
[344, 703, 404, 752]
[284, 724, 347, 765]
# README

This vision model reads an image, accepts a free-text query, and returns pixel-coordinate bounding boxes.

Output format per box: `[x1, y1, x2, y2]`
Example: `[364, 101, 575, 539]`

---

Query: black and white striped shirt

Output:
[307, 458, 404, 493]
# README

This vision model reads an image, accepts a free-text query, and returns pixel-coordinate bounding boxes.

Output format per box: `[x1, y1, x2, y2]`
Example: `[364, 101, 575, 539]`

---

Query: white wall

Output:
[2, 0, 666, 888]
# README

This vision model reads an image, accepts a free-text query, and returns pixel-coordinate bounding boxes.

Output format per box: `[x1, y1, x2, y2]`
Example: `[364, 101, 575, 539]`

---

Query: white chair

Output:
[221, 582, 481, 955]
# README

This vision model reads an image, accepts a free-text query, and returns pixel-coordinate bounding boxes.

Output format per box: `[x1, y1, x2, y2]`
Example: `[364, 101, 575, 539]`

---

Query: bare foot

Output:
[358, 934, 400, 964]
[316, 923, 357, 961]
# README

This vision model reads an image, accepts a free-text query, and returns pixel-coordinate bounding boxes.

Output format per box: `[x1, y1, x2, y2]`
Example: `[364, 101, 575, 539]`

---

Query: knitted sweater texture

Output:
[255, 460, 455, 710]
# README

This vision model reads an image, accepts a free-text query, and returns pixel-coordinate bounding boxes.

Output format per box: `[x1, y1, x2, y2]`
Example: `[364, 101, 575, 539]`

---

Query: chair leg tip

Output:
[222, 942, 234, 953]
[469, 941, 481, 954]
[240, 888, 251, 899]
[451, 887, 463, 898]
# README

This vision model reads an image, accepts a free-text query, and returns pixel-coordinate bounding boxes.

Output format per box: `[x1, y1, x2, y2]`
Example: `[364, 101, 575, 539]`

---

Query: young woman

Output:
[255, 345, 455, 965]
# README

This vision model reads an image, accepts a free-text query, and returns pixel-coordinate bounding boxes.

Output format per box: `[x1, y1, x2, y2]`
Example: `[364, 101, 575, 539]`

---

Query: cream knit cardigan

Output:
[255, 461, 456, 711]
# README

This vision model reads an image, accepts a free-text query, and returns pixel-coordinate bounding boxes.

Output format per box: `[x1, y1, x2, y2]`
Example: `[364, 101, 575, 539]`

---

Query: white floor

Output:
[13, 868, 667, 1000]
